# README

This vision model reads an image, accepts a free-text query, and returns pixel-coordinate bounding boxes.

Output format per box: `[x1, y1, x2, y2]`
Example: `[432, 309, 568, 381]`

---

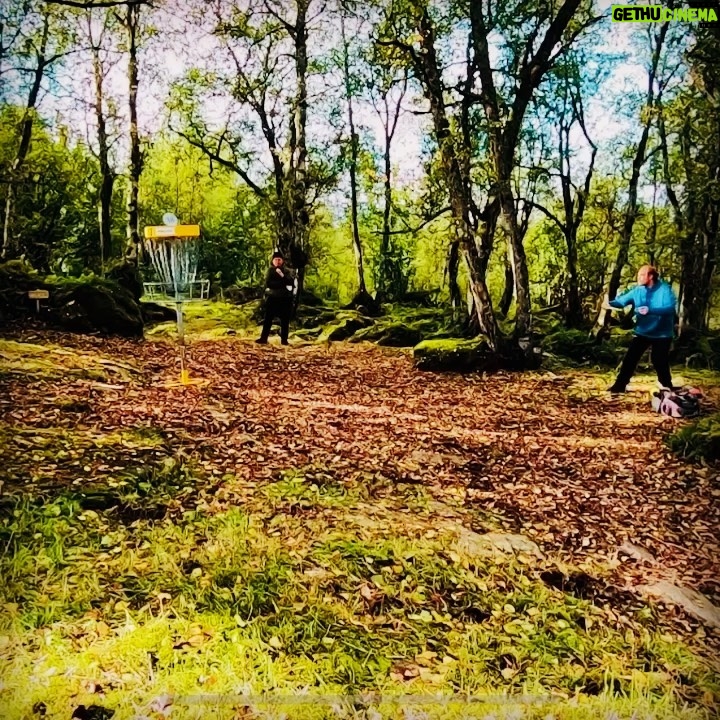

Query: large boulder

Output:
[52, 283, 144, 338]
[413, 337, 494, 372]
[106, 259, 144, 301]
[318, 311, 373, 342]
[141, 302, 177, 326]
[224, 284, 264, 305]
[413, 336, 542, 372]
[0, 261, 145, 337]
[0, 260, 49, 325]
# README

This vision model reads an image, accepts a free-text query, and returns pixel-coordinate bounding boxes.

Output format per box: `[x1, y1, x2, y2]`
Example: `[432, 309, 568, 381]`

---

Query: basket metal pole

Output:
[176, 289, 189, 384]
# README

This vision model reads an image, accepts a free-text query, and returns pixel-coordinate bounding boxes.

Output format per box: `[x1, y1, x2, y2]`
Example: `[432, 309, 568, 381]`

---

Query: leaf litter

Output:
[0, 329, 719, 718]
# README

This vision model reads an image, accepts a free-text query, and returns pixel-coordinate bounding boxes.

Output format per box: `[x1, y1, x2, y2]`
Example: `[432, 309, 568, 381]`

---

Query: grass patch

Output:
[145, 300, 257, 341]
[0, 422, 175, 495]
[1, 460, 718, 719]
[0, 339, 139, 381]
[666, 412, 720, 462]
[262, 466, 354, 512]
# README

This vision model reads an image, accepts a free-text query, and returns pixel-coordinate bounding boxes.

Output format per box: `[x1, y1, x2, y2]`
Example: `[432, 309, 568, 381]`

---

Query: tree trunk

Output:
[378, 135, 393, 296]
[446, 240, 461, 312]
[1, 14, 49, 260]
[660, 98, 719, 336]
[594, 23, 668, 338]
[287, 0, 310, 311]
[565, 227, 583, 326]
[375, 72, 406, 300]
[470, 0, 584, 340]
[340, 12, 366, 295]
[413, 7, 502, 349]
[499, 240, 514, 318]
[499, 190, 531, 337]
[89, 15, 114, 270]
[125, 3, 141, 258]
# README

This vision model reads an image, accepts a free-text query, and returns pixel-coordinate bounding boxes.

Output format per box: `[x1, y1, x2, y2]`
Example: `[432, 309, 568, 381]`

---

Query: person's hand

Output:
[637, 306, 649, 315]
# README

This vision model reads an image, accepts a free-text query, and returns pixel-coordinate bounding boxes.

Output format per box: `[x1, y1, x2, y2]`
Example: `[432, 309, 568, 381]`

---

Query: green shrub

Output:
[543, 328, 620, 365]
[666, 412, 720, 462]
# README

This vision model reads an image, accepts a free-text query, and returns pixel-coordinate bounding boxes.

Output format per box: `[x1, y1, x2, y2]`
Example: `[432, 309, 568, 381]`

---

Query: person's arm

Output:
[608, 287, 635, 309]
[266, 268, 287, 290]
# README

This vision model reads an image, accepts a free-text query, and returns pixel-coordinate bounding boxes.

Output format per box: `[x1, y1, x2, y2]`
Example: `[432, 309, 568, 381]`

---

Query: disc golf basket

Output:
[144, 218, 202, 386]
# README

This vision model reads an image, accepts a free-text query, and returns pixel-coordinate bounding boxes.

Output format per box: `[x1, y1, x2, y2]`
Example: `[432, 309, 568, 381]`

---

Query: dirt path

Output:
[2, 331, 719, 623]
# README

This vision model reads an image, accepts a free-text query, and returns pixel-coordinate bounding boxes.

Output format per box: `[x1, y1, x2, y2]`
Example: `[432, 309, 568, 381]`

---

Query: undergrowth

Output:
[0, 462, 718, 719]
[666, 412, 720, 462]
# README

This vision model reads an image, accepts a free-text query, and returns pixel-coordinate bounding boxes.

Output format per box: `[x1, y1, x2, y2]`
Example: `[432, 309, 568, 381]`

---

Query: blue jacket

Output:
[610, 280, 677, 339]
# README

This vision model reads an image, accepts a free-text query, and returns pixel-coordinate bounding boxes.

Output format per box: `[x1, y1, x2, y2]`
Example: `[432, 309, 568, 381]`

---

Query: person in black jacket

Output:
[256, 251, 294, 345]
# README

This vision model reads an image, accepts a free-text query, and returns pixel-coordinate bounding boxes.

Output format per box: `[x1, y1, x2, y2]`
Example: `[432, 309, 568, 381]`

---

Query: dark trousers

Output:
[260, 296, 291, 342]
[615, 335, 673, 389]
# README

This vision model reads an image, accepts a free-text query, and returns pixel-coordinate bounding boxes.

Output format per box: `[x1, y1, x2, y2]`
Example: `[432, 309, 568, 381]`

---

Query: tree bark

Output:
[340, 11, 366, 296]
[88, 13, 115, 270]
[1, 13, 50, 260]
[499, 241, 514, 318]
[446, 240, 461, 312]
[124, 2, 141, 258]
[594, 23, 668, 337]
[412, 7, 500, 349]
[375, 73, 406, 300]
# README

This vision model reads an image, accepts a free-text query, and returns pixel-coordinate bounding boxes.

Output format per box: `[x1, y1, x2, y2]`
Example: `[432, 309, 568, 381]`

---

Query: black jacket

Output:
[264, 265, 294, 299]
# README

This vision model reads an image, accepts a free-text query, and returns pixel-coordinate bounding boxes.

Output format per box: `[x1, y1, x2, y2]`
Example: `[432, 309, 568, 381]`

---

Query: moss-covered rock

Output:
[672, 333, 720, 370]
[0, 261, 48, 325]
[394, 290, 439, 307]
[413, 337, 493, 372]
[543, 328, 619, 365]
[140, 302, 177, 326]
[666, 412, 720, 463]
[51, 283, 144, 337]
[317, 311, 373, 342]
[349, 318, 439, 347]
[295, 305, 338, 329]
[347, 304, 460, 348]
[0, 261, 144, 337]
[106, 259, 143, 301]
[223, 284, 264, 305]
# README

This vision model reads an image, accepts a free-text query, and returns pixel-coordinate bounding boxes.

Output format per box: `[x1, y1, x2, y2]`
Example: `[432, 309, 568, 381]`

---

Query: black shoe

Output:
[255, 338, 268, 344]
[607, 384, 626, 394]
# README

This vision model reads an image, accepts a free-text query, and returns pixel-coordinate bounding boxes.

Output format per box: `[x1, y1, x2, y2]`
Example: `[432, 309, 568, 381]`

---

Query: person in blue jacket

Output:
[605, 264, 677, 393]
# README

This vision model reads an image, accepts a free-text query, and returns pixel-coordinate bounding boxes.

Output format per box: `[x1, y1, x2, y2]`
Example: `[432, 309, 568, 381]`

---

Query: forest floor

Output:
[1, 317, 719, 720]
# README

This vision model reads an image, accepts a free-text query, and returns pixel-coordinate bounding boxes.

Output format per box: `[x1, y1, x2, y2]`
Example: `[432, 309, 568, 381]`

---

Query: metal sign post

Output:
[28, 289, 50, 314]
[144, 220, 201, 386]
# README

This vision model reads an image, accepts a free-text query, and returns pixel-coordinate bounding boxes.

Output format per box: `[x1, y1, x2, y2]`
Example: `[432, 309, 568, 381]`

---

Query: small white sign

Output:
[28, 289, 49, 299]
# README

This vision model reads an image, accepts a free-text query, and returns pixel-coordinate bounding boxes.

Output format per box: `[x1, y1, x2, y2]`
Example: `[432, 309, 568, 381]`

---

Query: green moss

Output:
[317, 311, 373, 342]
[146, 300, 256, 340]
[543, 329, 620, 365]
[666, 412, 720, 462]
[413, 337, 490, 372]
[0, 339, 139, 381]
